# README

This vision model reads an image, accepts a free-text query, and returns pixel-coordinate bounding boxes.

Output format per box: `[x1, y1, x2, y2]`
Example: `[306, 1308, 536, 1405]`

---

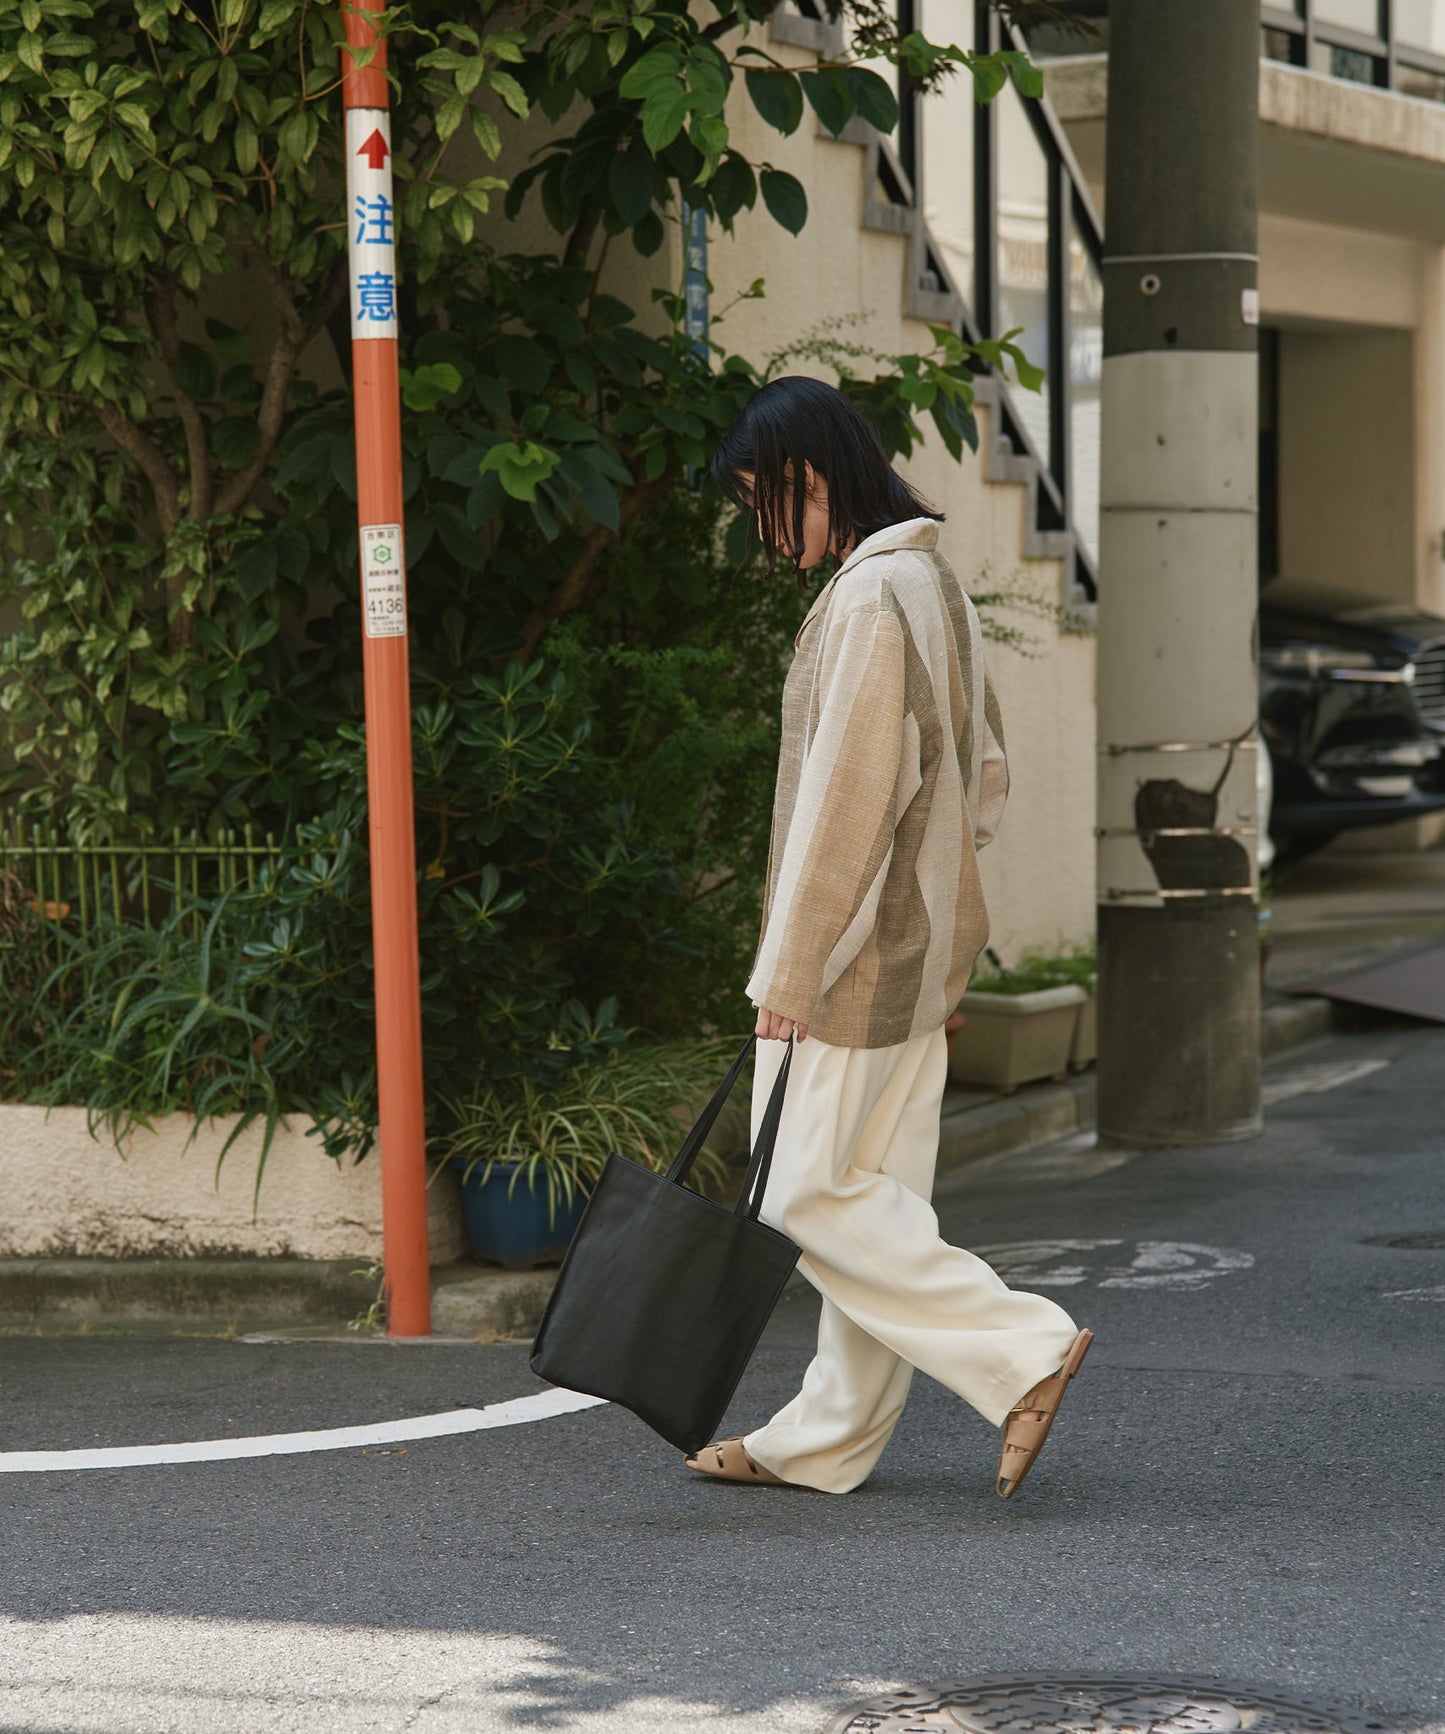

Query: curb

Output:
[2, 993, 1339, 1338]
[0, 1257, 378, 1336]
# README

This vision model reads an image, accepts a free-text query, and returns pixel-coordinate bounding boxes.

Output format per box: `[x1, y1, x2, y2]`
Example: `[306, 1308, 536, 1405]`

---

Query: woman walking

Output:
[684, 376, 1093, 1498]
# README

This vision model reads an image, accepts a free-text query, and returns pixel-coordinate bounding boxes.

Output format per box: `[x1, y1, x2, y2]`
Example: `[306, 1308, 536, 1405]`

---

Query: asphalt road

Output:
[2, 1020, 1443, 1734]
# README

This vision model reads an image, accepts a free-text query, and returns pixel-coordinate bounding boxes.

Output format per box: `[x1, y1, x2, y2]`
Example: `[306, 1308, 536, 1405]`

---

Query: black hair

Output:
[709, 375, 943, 590]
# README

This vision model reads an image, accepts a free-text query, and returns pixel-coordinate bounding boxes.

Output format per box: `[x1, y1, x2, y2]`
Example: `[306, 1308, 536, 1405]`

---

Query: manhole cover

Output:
[828, 1676, 1390, 1734]
[1363, 1233, 1445, 1249]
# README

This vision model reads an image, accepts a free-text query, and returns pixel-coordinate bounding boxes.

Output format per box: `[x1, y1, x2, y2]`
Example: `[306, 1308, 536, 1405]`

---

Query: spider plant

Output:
[435, 1034, 748, 1228]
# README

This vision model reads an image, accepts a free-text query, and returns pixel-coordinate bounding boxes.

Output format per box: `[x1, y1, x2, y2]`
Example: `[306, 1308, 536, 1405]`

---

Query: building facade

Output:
[701, 1, 1445, 967]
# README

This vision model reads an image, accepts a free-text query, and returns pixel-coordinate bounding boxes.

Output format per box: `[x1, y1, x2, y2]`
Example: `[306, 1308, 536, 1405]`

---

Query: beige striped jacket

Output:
[745, 517, 1008, 1048]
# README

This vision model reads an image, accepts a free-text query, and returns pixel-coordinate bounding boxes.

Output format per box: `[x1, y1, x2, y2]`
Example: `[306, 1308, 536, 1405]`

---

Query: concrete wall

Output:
[0, 1107, 465, 1263]
[1277, 325, 1417, 602]
[1415, 244, 1445, 619]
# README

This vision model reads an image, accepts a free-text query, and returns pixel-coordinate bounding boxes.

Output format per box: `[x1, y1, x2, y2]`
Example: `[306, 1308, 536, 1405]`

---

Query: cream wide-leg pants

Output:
[740, 1025, 1080, 1494]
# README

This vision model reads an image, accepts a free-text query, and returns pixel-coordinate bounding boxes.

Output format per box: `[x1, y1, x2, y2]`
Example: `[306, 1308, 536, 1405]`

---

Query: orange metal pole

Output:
[343, 0, 431, 1336]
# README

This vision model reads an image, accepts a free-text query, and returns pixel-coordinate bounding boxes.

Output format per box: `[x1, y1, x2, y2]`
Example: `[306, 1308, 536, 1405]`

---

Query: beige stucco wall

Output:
[1277, 325, 1417, 601]
[0, 1107, 465, 1262]
[1415, 244, 1445, 618]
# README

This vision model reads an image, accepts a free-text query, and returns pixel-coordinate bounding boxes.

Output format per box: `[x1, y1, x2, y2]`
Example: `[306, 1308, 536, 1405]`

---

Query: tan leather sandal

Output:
[995, 1327, 1094, 1500]
[683, 1436, 792, 1486]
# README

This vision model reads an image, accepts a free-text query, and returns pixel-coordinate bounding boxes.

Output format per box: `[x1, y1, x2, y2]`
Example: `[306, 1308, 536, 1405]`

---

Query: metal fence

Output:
[0, 819, 281, 957]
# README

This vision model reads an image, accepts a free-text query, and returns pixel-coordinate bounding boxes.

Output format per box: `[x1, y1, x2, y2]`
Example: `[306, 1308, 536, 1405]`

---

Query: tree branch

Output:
[562, 198, 603, 271]
[149, 276, 214, 523]
[509, 472, 672, 666]
[94, 402, 181, 536]
[213, 259, 346, 518]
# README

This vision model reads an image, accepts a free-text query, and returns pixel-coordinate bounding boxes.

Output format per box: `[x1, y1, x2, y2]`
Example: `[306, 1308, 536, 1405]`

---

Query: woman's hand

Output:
[756, 1006, 808, 1042]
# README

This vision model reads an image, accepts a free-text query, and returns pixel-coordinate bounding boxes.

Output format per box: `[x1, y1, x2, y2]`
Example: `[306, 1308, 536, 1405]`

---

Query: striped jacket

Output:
[745, 517, 1008, 1048]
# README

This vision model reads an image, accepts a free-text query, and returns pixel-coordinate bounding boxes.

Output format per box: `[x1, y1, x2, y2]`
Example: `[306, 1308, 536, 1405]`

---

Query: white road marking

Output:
[1262, 1056, 1391, 1107]
[973, 1238, 1255, 1291]
[0, 1386, 606, 1475]
[1382, 1285, 1445, 1302]
[971, 1238, 1122, 1287]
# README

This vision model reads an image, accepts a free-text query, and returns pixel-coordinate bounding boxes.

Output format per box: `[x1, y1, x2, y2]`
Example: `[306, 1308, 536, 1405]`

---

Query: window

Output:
[1395, 0, 1445, 54]
[919, 0, 975, 303]
[1397, 64, 1445, 101]
[1068, 213, 1103, 567]
[1262, 26, 1302, 63]
[994, 80, 1053, 469]
[1310, 40, 1384, 81]
[1313, 0, 1381, 32]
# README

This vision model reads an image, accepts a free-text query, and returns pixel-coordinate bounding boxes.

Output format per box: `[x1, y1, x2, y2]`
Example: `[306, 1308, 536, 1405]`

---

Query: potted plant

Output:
[434, 1035, 742, 1270]
[948, 942, 1097, 1092]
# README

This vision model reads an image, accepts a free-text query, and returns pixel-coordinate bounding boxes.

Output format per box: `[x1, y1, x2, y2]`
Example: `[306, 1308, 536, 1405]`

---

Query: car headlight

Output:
[1260, 642, 1409, 682]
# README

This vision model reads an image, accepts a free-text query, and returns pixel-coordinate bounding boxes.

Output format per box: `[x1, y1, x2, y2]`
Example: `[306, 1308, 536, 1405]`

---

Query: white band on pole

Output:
[346, 108, 398, 340]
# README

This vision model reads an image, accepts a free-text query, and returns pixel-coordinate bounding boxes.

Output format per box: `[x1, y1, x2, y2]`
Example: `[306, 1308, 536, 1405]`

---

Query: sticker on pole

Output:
[346, 108, 397, 339]
[361, 525, 406, 638]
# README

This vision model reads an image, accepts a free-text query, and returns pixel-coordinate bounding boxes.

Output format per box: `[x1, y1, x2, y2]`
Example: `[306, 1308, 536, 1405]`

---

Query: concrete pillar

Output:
[1096, 0, 1263, 1146]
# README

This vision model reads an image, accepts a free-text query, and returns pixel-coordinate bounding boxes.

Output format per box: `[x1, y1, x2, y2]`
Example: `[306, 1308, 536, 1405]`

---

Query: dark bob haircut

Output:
[708, 375, 942, 588]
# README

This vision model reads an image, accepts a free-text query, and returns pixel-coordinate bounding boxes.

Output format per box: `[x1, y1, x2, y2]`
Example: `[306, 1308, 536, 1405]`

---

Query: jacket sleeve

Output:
[973, 655, 1009, 849]
[746, 603, 907, 1025]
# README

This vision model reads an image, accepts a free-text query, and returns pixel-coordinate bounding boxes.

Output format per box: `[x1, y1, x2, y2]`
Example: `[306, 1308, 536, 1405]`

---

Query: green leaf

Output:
[845, 67, 899, 134]
[618, 45, 681, 100]
[175, 342, 216, 401]
[689, 112, 728, 176]
[931, 392, 977, 457]
[471, 108, 502, 160]
[435, 89, 466, 142]
[641, 82, 690, 154]
[478, 439, 560, 502]
[1000, 50, 1044, 100]
[759, 169, 807, 236]
[485, 68, 529, 118]
[607, 137, 653, 227]
[235, 115, 258, 174]
[258, 0, 300, 30]
[571, 463, 619, 531]
[800, 68, 853, 136]
[213, 416, 260, 469]
[744, 68, 803, 136]
[400, 361, 463, 412]
[1006, 343, 1046, 393]
[971, 58, 1007, 103]
[564, 353, 597, 396]
[708, 152, 755, 224]
[631, 210, 664, 256]
[494, 334, 549, 392]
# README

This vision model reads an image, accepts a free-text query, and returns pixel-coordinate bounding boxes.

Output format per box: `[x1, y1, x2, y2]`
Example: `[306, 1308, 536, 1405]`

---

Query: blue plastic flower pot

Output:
[450, 1159, 589, 1270]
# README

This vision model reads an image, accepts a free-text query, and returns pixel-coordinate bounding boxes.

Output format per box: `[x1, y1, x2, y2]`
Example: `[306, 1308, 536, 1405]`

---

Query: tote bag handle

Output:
[663, 1032, 795, 1223]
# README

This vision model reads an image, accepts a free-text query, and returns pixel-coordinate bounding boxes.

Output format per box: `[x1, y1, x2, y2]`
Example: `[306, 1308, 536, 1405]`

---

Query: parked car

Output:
[1259, 576, 1445, 861]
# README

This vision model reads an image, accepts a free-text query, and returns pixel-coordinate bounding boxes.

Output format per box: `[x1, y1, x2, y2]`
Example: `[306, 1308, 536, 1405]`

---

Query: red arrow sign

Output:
[356, 128, 389, 170]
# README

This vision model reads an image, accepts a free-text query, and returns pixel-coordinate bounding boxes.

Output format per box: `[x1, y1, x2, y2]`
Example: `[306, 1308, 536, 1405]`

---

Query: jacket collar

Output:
[795, 517, 940, 645]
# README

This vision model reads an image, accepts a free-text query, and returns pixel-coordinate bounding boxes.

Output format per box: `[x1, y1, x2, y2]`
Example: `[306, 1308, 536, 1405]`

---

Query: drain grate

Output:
[828, 1675, 1390, 1734]
[1363, 1233, 1445, 1249]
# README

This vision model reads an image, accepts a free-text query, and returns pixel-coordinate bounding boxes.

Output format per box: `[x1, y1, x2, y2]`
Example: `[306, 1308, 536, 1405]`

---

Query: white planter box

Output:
[0, 1104, 464, 1263]
[1070, 989, 1098, 1069]
[947, 985, 1089, 1092]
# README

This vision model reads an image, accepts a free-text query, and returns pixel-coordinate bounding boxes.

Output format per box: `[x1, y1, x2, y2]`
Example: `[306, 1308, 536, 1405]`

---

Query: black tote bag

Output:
[529, 1032, 800, 1454]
